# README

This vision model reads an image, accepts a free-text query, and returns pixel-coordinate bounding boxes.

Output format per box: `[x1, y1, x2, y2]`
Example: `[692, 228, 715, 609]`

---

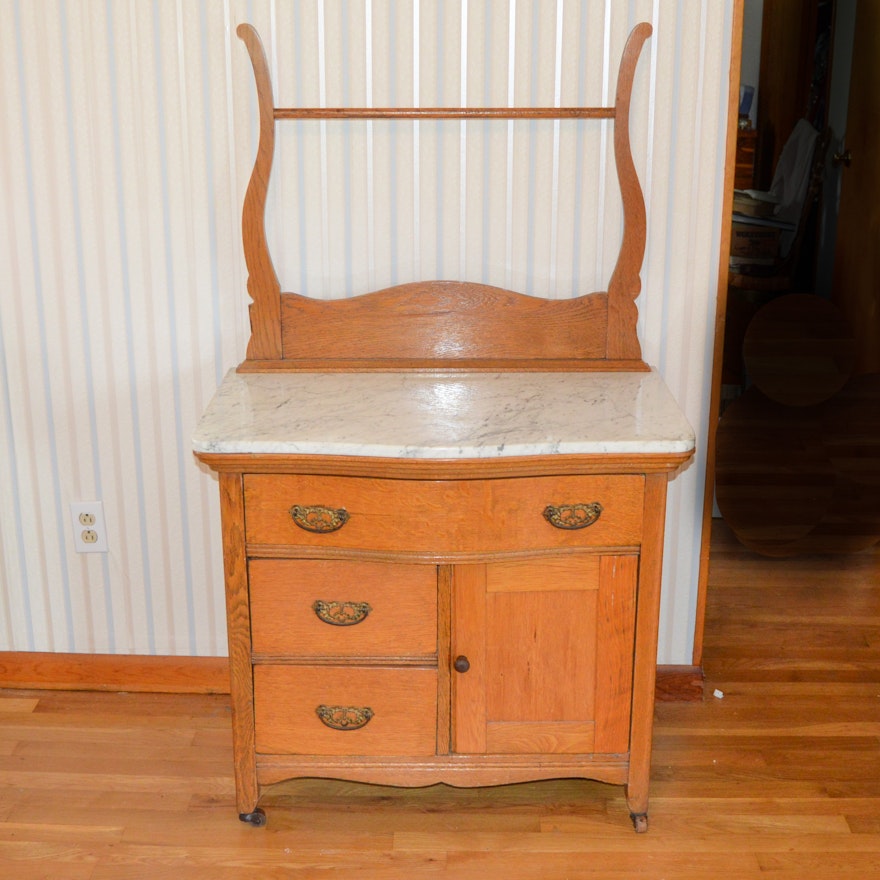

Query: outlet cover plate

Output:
[70, 501, 108, 553]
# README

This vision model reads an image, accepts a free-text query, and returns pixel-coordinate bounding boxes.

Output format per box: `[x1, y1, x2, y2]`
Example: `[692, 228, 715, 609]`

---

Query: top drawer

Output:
[244, 474, 644, 554]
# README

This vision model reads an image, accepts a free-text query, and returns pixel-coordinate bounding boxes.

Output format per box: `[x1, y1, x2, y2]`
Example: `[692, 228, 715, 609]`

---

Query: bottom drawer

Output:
[254, 665, 437, 756]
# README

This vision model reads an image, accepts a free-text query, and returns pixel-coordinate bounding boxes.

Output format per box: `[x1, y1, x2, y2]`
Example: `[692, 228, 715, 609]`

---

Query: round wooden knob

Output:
[453, 655, 470, 673]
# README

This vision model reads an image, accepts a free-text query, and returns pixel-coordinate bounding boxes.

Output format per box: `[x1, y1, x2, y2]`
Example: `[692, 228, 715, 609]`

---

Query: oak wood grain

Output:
[484, 721, 596, 755]
[0, 652, 227, 693]
[248, 559, 437, 658]
[450, 564, 488, 755]
[625, 472, 668, 819]
[593, 555, 639, 752]
[450, 555, 637, 759]
[218, 472, 258, 814]
[196, 450, 692, 478]
[243, 473, 644, 555]
[274, 106, 618, 120]
[254, 665, 437, 756]
[236, 24, 282, 360]
[237, 357, 651, 372]
[200, 18, 680, 835]
[0, 653, 703, 702]
[234, 23, 653, 372]
[280, 284, 610, 364]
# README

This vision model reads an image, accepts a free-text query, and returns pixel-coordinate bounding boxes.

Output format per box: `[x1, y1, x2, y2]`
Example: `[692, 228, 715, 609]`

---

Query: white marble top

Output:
[192, 369, 694, 459]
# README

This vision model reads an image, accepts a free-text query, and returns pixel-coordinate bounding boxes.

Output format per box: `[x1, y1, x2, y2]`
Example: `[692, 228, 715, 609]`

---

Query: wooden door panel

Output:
[485, 589, 597, 722]
[594, 555, 639, 753]
[453, 555, 637, 756]
[485, 721, 596, 754]
[485, 557, 602, 592]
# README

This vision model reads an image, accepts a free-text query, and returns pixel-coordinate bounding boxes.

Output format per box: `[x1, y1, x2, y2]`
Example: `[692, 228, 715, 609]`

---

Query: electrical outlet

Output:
[70, 501, 108, 553]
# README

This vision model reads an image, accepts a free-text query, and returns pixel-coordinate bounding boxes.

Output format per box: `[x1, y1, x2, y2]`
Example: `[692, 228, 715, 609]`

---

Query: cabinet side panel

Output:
[218, 472, 258, 814]
[593, 554, 639, 754]
[626, 473, 669, 817]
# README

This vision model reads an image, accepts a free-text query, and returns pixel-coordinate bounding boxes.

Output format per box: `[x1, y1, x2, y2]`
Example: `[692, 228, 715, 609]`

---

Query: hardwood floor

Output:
[1, 519, 879, 878]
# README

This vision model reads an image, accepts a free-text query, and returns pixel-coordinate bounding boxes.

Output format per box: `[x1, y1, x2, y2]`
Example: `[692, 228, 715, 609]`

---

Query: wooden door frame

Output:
[693, 0, 745, 667]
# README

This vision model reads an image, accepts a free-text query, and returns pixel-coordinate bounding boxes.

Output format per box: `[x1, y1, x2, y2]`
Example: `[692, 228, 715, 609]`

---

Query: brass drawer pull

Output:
[316, 705, 374, 731]
[543, 502, 604, 530]
[312, 600, 372, 626]
[290, 504, 350, 533]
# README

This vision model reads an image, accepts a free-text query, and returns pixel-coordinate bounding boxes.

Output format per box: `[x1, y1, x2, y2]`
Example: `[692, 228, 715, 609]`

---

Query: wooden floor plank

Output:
[0, 860, 96, 880]
[0, 519, 878, 877]
[0, 697, 39, 713]
[0, 822, 122, 843]
[10, 788, 194, 814]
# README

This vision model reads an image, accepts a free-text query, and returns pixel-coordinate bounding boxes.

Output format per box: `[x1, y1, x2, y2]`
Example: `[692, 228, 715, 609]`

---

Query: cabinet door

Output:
[451, 555, 637, 755]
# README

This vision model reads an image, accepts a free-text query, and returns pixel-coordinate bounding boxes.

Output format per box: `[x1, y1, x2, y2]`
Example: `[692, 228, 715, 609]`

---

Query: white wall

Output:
[0, 0, 735, 664]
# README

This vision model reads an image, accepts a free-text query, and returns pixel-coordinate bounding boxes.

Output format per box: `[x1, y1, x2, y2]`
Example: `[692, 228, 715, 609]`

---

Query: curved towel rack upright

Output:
[235, 21, 653, 371]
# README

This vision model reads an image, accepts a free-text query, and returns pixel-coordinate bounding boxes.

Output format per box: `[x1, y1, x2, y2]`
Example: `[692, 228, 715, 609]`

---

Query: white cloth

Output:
[769, 119, 820, 225]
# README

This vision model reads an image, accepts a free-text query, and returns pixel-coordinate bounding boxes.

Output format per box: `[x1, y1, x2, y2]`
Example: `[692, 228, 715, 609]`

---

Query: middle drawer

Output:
[249, 559, 437, 658]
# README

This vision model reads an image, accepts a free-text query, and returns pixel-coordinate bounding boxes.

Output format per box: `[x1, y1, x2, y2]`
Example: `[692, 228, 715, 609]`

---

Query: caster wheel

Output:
[630, 812, 648, 833]
[239, 808, 267, 827]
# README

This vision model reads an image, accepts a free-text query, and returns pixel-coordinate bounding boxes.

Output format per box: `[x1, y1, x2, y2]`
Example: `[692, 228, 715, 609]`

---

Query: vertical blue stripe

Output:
[481, 0, 492, 283]
[0, 238, 34, 647]
[106, 0, 156, 653]
[594, 0, 611, 286]
[435, 2, 444, 278]
[151, 1, 197, 654]
[198, 0, 224, 386]
[293, 2, 309, 295]
[13, 0, 76, 651]
[1, 5, 35, 649]
[659, 6, 682, 377]
[571, 2, 589, 293]
[411, 2, 420, 278]
[58, 1, 116, 650]
[640, 0, 661, 344]
[341, 1, 354, 296]
[525, 0, 541, 295]
[388, 4, 398, 284]
[246, 0, 258, 153]
[0, 310, 32, 648]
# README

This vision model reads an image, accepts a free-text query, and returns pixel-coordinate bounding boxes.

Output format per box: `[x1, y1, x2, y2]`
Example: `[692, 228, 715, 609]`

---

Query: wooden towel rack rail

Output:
[235, 22, 653, 373]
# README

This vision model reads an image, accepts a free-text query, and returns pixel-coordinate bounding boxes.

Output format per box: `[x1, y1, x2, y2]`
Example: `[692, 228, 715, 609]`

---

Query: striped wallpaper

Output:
[0, 0, 733, 663]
